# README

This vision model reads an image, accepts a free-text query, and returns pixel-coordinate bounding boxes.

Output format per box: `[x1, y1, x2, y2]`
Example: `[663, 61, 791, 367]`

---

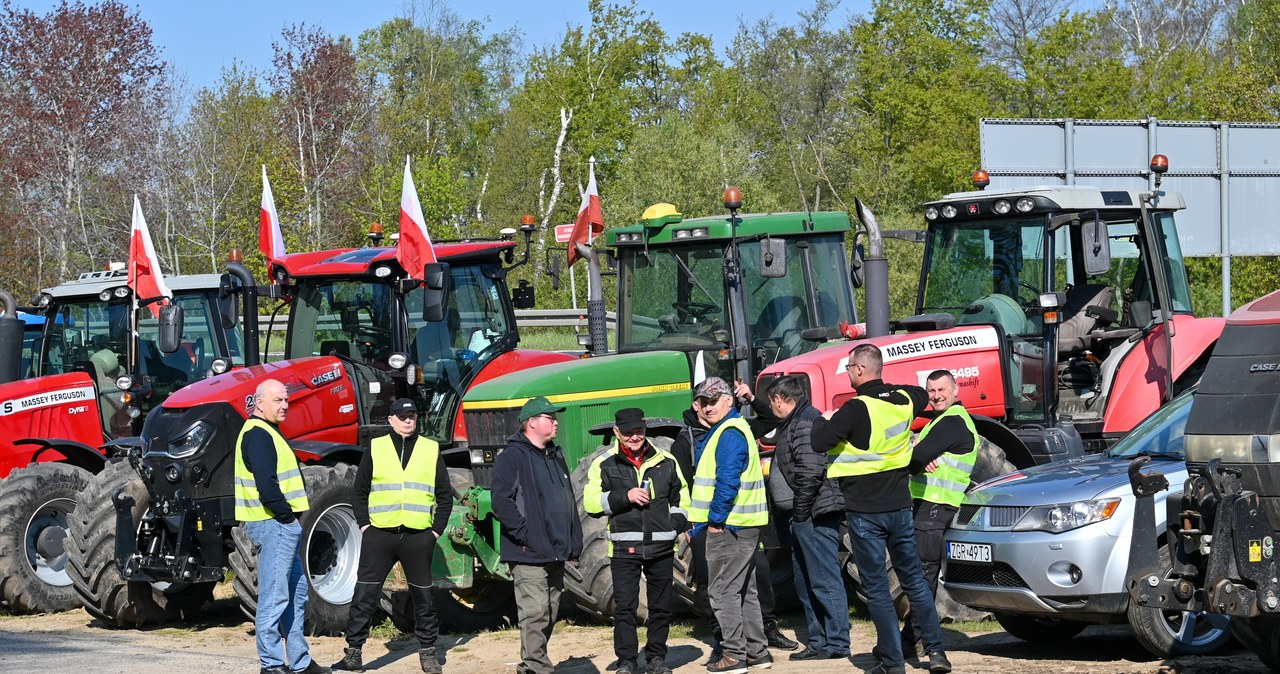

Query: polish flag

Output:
[567, 159, 603, 267]
[259, 166, 285, 262]
[128, 196, 172, 318]
[396, 157, 437, 280]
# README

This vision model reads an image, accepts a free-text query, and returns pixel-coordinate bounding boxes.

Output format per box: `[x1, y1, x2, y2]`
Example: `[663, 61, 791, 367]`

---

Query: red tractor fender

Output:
[13, 437, 108, 474]
[1102, 314, 1225, 434]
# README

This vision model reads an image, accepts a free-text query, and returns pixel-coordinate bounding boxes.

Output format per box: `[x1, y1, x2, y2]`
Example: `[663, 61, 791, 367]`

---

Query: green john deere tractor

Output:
[431, 195, 861, 625]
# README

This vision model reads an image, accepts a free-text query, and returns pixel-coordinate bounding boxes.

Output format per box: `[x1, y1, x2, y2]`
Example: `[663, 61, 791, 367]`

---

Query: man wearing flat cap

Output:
[335, 399, 452, 673]
[584, 408, 690, 674]
[492, 396, 583, 674]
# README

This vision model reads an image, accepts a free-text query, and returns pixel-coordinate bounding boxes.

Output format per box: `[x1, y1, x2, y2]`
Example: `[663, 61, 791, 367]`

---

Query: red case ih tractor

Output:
[0, 268, 243, 615]
[759, 157, 1224, 469]
[65, 227, 575, 634]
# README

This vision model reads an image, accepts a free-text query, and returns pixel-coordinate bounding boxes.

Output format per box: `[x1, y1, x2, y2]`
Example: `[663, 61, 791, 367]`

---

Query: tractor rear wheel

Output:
[0, 462, 91, 613]
[229, 463, 359, 637]
[564, 444, 634, 623]
[64, 459, 214, 627]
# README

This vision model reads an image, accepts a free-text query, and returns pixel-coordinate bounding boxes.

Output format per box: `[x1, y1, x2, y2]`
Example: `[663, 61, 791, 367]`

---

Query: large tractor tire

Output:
[382, 467, 517, 634]
[64, 460, 214, 627]
[229, 462, 360, 637]
[0, 462, 91, 613]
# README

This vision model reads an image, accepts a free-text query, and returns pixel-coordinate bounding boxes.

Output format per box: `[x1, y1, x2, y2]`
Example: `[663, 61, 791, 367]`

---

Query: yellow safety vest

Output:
[234, 417, 310, 521]
[826, 393, 915, 478]
[909, 405, 980, 508]
[687, 417, 769, 526]
[368, 434, 440, 530]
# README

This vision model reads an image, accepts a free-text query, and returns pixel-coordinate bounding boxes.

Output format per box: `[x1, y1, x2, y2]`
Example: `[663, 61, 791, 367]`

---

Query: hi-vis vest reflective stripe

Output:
[234, 418, 309, 522]
[687, 417, 768, 526]
[368, 434, 440, 529]
[909, 405, 980, 508]
[826, 393, 914, 478]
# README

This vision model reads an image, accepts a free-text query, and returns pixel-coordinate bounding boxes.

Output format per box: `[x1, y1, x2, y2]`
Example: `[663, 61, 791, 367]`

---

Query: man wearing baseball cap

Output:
[584, 408, 690, 674]
[492, 396, 583, 674]
[334, 399, 452, 673]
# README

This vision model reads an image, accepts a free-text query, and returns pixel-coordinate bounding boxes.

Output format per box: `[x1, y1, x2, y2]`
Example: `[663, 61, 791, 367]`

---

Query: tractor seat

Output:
[1057, 284, 1115, 354]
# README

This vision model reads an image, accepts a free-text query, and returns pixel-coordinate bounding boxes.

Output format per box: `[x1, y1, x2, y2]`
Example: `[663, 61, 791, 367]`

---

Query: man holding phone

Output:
[584, 408, 690, 674]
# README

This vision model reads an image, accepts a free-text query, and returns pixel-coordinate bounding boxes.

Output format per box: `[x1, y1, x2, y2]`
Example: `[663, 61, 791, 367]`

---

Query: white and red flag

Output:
[128, 195, 173, 318]
[396, 156, 437, 280]
[567, 158, 603, 266]
[259, 165, 285, 262]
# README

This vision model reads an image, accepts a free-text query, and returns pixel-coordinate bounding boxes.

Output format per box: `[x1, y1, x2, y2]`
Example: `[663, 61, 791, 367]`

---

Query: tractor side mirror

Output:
[850, 243, 866, 289]
[422, 262, 451, 322]
[218, 273, 241, 329]
[759, 238, 787, 278]
[158, 304, 184, 354]
[1081, 211, 1111, 277]
[512, 280, 535, 309]
[550, 255, 562, 291]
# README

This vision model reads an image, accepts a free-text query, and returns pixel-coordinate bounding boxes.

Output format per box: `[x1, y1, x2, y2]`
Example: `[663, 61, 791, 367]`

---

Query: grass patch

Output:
[370, 616, 408, 640]
[517, 327, 615, 352]
[947, 618, 1000, 633]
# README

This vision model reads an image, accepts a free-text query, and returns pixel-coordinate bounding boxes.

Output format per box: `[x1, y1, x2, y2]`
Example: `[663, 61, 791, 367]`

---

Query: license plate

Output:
[947, 541, 992, 563]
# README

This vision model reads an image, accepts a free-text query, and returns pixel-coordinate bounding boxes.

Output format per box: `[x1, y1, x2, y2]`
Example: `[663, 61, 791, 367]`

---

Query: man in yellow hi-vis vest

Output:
[684, 377, 770, 674]
[333, 399, 453, 673]
[901, 370, 979, 658]
[811, 345, 951, 674]
[234, 379, 328, 674]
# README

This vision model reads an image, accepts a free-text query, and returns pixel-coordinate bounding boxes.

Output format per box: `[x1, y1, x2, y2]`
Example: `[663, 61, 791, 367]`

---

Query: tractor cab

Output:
[610, 203, 857, 385]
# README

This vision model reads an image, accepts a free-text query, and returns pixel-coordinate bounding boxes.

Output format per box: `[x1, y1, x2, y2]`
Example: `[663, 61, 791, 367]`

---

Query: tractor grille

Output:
[464, 408, 520, 450]
[945, 561, 1029, 588]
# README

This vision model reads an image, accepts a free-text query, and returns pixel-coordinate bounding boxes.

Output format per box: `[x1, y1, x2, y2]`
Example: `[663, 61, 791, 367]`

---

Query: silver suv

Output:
[941, 390, 1232, 657]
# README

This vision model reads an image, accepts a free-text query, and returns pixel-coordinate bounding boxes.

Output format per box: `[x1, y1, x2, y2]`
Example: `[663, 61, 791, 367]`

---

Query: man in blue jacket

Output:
[491, 396, 584, 674]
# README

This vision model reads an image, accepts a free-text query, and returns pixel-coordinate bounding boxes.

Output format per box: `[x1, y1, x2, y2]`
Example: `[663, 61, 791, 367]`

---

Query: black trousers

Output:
[345, 526, 439, 649]
[903, 500, 955, 646]
[611, 553, 675, 663]
[692, 529, 776, 641]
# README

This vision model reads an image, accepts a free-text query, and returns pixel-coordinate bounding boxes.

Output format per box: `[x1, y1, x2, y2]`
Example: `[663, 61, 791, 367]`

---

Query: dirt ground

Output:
[0, 598, 1271, 674]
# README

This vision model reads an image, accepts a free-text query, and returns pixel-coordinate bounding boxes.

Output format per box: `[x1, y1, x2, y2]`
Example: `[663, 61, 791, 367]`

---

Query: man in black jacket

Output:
[670, 379, 798, 661]
[491, 396, 583, 674]
[765, 376, 849, 661]
[584, 408, 690, 674]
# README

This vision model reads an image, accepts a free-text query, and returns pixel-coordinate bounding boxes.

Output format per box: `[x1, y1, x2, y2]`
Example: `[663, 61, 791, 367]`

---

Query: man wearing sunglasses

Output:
[492, 396, 583, 674]
[335, 398, 452, 673]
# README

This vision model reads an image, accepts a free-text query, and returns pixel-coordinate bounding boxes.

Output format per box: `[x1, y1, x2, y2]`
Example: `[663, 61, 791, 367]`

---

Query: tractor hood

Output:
[759, 324, 1008, 417]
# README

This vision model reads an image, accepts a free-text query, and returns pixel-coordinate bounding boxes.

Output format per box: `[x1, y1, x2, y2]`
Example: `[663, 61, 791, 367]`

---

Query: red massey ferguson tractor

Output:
[0, 268, 244, 615]
[759, 157, 1224, 470]
[65, 228, 576, 634]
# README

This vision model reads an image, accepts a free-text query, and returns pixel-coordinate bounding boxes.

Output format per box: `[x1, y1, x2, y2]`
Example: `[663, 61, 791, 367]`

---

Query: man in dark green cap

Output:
[492, 396, 583, 674]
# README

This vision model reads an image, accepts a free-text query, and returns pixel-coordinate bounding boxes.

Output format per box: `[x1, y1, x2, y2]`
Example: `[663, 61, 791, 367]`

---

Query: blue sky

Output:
[19, 1, 866, 90]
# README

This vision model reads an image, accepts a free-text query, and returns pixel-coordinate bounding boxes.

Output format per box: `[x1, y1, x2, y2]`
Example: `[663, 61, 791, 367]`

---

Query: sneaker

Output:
[765, 628, 799, 651]
[260, 668, 292, 674]
[747, 653, 773, 670]
[645, 658, 672, 674]
[705, 655, 747, 674]
[788, 648, 825, 661]
[704, 649, 724, 667]
[928, 651, 952, 674]
[296, 662, 332, 674]
[616, 660, 638, 674]
[822, 650, 848, 660]
[332, 647, 365, 672]
[866, 664, 906, 674]
[420, 647, 443, 674]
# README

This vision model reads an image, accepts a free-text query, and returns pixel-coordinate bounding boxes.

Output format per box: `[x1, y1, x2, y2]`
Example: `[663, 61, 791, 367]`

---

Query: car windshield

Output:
[1107, 389, 1195, 459]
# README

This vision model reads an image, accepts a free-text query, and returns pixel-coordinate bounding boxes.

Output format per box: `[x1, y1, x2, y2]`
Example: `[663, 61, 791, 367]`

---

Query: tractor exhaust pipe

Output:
[226, 262, 261, 366]
[0, 290, 22, 384]
[855, 198, 890, 338]
[574, 242, 608, 356]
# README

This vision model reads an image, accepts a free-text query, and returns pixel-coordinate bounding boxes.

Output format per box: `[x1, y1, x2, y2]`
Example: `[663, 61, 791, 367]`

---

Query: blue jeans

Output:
[846, 509, 944, 666]
[790, 513, 850, 654]
[245, 518, 312, 670]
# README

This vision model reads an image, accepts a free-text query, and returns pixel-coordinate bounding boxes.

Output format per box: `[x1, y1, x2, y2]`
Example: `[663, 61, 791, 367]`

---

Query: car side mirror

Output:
[158, 304, 184, 354]
[422, 262, 451, 322]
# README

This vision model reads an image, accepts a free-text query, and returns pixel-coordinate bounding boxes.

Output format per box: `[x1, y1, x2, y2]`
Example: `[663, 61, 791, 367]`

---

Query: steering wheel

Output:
[672, 301, 718, 322]
[1015, 280, 1042, 306]
[353, 325, 391, 343]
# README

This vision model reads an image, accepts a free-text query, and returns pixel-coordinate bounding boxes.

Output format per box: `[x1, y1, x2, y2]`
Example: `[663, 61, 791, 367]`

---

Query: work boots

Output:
[420, 647, 443, 674]
[332, 647, 365, 672]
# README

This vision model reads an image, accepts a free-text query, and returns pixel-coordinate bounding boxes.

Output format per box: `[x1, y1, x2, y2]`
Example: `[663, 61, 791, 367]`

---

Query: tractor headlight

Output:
[115, 374, 135, 391]
[1012, 498, 1120, 534]
[167, 421, 213, 458]
[388, 352, 408, 370]
[941, 205, 957, 219]
[210, 358, 230, 374]
[1015, 197, 1035, 213]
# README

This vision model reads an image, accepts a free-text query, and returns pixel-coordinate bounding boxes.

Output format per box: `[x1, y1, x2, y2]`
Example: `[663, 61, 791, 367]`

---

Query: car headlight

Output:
[1012, 498, 1120, 533]
[167, 421, 213, 458]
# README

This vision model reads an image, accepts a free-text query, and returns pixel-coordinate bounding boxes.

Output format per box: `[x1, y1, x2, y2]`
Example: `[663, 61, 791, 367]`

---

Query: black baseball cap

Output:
[614, 408, 646, 434]
[390, 398, 418, 417]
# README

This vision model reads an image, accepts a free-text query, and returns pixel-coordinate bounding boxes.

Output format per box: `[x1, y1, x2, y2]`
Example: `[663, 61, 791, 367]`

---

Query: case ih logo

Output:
[0, 386, 95, 416]
[1250, 362, 1280, 373]
[310, 368, 341, 387]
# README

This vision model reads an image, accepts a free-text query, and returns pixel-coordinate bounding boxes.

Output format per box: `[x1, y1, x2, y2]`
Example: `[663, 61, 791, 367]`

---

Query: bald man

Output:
[235, 379, 329, 674]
